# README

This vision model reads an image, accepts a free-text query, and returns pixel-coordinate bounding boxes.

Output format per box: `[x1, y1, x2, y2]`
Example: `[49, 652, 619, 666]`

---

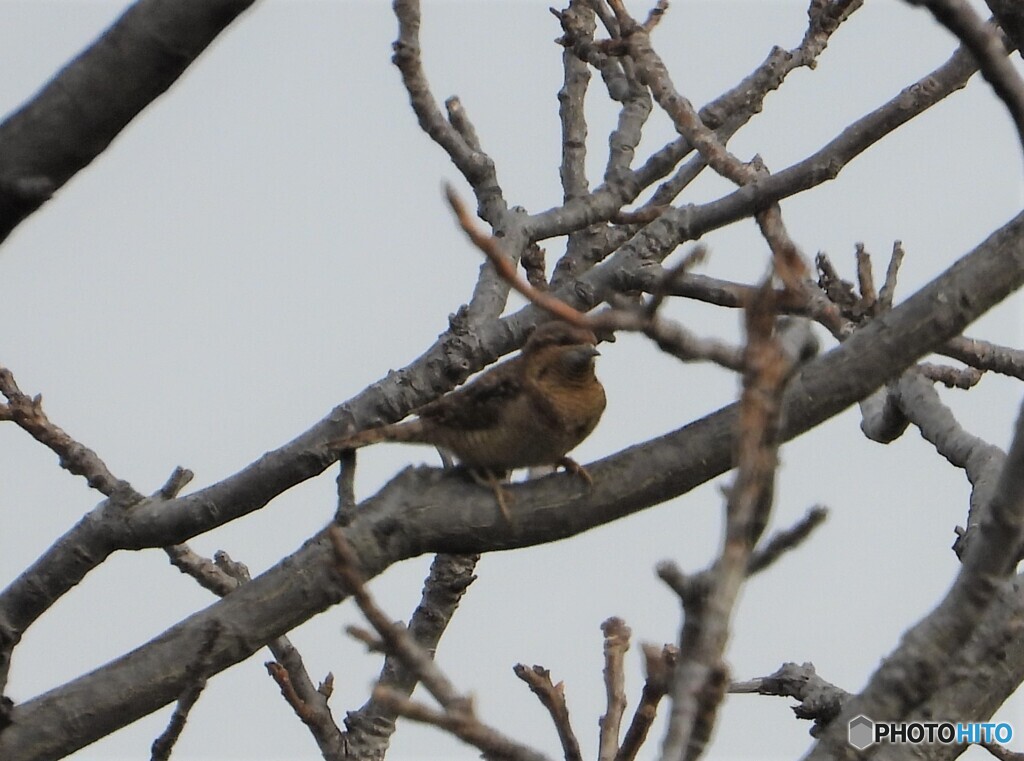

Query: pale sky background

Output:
[1, 1, 1022, 760]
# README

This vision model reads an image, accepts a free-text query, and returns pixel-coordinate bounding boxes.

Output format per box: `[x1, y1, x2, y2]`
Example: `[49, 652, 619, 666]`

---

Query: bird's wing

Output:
[415, 356, 525, 431]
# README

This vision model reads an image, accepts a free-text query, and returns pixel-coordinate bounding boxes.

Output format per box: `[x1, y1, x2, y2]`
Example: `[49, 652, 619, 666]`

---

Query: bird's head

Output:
[524, 321, 602, 385]
[523, 320, 599, 354]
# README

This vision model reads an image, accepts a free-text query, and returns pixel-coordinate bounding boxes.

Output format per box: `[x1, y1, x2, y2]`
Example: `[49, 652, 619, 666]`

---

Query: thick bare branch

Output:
[987, 0, 1024, 52]
[555, 1, 596, 203]
[918, 361, 984, 389]
[0, 0, 257, 243]
[898, 370, 1004, 518]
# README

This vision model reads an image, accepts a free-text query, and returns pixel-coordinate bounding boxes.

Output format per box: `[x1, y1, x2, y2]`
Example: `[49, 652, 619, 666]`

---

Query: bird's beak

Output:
[586, 346, 601, 358]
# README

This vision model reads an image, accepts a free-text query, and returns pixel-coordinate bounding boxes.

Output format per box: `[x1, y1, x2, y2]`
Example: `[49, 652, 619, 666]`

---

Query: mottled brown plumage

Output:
[330, 321, 606, 477]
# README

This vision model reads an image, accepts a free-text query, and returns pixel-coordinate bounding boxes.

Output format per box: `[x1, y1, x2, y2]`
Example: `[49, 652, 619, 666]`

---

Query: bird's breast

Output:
[440, 379, 605, 471]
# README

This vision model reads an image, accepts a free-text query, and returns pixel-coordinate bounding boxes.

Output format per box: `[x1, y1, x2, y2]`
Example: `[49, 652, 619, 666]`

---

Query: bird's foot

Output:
[467, 468, 513, 522]
[558, 456, 593, 487]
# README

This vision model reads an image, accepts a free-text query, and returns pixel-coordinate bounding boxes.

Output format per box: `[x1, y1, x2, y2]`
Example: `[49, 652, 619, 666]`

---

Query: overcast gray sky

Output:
[1, 1, 1022, 759]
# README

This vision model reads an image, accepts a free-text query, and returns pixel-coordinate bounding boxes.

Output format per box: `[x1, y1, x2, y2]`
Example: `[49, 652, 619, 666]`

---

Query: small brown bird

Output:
[330, 321, 606, 512]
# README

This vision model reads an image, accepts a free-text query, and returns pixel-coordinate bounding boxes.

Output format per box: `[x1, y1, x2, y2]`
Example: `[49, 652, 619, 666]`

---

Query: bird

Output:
[329, 320, 606, 516]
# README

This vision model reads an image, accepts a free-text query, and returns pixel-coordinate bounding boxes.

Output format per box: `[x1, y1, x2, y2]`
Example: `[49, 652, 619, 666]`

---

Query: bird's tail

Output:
[328, 419, 427, 451]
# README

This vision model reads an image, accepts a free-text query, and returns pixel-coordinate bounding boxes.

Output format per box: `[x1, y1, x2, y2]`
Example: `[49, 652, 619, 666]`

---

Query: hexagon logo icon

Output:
[848, 715, 875, 750]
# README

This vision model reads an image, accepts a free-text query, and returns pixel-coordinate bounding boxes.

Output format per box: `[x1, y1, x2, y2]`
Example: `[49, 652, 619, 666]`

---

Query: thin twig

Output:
[979, 741, 1024, 761]
[332, 527, 550, 760]
[149, 622, 220, 761]
[918, 362, 984, 389]
[448, 184, 745, 370]
[855, 243, 877, 315]
[393, 0, 522, 325]
[940, 336, 1024, 380]
[514, 664, 583, 761]
[166, 540, 344, 757]
[165, 544, 238, 597]
[371, 687, 553, 761]
[345, 552, 480, 758]
[747, 506, 829, 576]
[329, 527, 467, 711]
[335, 448, 357, 524]
[157, 467, 194, 499]
[598, 617, 630, 761]
[150, 681, 206, 761]
[446, 96, 482, 152]
[877, 240, 904, 311]
[615, 643, 678, 761]
[445, 183, 591, 328]
[0, 366, 138, 499]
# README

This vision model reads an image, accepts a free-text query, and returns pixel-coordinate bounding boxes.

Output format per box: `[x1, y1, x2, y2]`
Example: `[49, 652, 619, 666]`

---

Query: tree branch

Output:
[5, 206, 1024, 761]
[0, 0, 257, 243]
[807, 395, 1024, 758]
[514, 664, 584, 761]
[343, 552, 479, 759]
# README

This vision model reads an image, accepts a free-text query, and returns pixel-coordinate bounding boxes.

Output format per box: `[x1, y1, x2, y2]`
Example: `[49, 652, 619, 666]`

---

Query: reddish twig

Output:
[445, 183, 591, 328]
[448, 184, 745, 370]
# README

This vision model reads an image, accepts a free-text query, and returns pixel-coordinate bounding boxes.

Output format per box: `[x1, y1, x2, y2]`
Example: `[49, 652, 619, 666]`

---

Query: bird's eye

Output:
[559, 346, 597, 375]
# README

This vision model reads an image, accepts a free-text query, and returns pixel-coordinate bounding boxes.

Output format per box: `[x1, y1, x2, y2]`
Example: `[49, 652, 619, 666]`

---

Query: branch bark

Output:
[0, 0, 258, 243]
